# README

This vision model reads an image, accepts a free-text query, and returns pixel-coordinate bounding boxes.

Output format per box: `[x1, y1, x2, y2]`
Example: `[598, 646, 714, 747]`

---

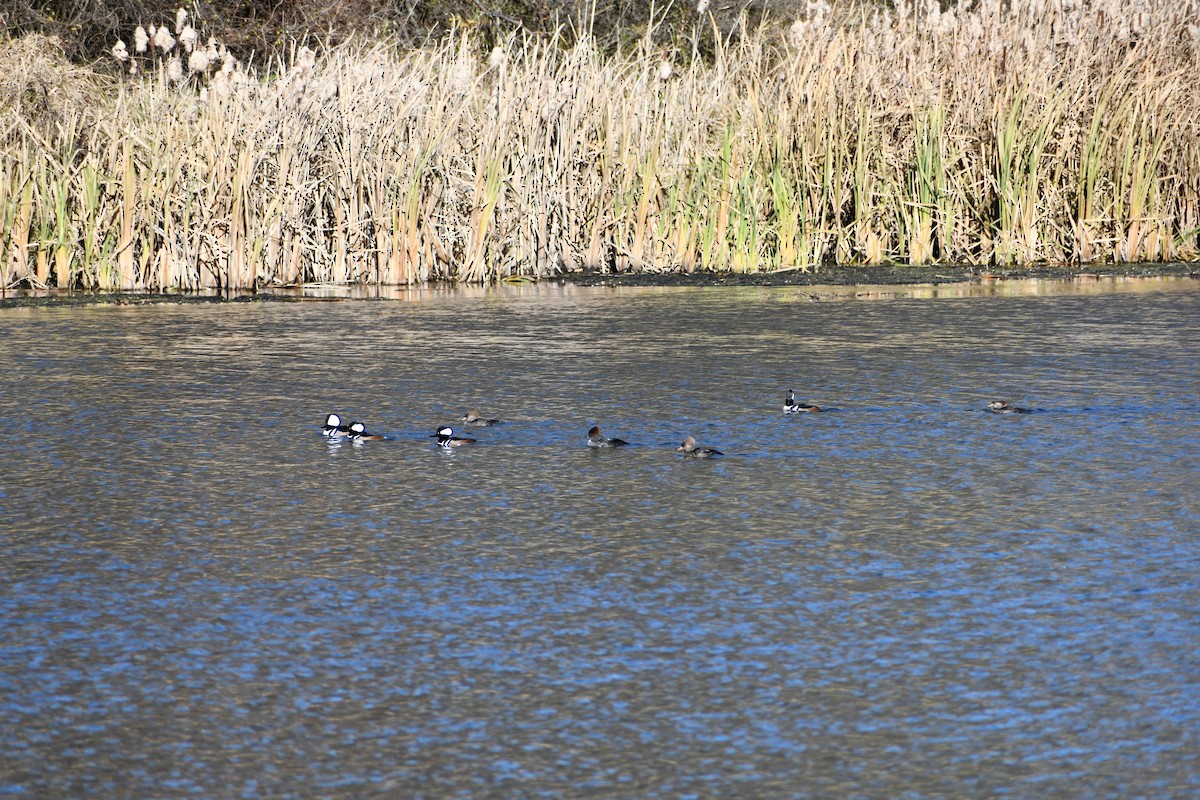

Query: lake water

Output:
[2, 279, 1198, 797]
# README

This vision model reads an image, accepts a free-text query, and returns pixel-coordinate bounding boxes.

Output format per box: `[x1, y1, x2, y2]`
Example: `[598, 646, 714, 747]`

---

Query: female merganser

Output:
[783, 389, 822, 413]
[323, 413, 352, 438]
[435, 426, 477, 447]
[460, 407, 501, 427]
[677, 436, 723, 458]
[587, 426, 629, 448]
[988, 400, 1031, 414]
[348, 421, 387, 442]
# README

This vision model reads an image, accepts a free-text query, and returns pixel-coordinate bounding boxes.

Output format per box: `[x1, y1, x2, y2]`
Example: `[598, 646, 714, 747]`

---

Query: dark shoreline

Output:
[562, 262, 1199, 288]
[1, 263, 1196, 308]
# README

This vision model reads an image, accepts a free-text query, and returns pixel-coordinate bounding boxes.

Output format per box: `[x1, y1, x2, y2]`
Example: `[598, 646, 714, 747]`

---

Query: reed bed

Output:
[2, 0, 1199, 289]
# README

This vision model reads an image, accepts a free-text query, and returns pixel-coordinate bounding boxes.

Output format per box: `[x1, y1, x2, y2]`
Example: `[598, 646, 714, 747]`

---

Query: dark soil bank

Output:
[562, 262, 1200, 288]
[1, 264, 1196, 308]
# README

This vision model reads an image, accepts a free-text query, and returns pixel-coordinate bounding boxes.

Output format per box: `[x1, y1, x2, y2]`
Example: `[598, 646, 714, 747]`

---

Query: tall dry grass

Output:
[2, 0, 1199, 289]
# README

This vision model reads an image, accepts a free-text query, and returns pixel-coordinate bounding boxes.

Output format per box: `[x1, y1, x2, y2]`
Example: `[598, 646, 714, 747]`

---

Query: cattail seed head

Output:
[939, 7, 957, 35]
[282, 46, 316, 98]
[789, 19, 808, 46]
[806, 0, 832, 27]
[134, 26, 149, 53]
[488, 46, 507, 69]
[188, 48, 211, 73]
[154, 26, 176, 53]
[449, 58, 473, 94]
[112, 40, 129, 62]
[967, 15, 983, 40]
[166, 55, 184, 83]
[180, 25, 197, 53]
[175, 7, 188, 35]
[297, 46, 316, 71]
[211, 69, 231, 99]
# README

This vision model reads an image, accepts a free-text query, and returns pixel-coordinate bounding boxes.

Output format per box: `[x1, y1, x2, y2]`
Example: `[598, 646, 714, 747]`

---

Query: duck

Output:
[322, 413, 352, 438]
[587, 426, 629, 448]
[460, 407, 501, 427]
[677, 435, 723, 458]
[783, 389, 822, 413]
[988, 400, 1031, 414]
[347, 421, 387, 442]
[435, 426, 477, 447]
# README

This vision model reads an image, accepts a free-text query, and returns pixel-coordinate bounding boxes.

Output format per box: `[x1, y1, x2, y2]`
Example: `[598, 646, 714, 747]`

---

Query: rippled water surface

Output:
[2, 281, 1199, 797]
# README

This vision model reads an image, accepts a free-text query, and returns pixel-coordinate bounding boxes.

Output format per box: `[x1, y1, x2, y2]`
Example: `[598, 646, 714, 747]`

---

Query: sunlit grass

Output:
[2, 0, 1199, 289]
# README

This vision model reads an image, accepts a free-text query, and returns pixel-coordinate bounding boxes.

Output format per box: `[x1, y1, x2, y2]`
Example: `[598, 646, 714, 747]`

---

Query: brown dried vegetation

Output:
[2, 1, 1199, 289]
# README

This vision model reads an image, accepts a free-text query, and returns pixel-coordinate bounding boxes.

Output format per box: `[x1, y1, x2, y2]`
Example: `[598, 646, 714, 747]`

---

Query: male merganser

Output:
[435, 426, 477, 447]
[460, 407, 501, 427]
[987, 400, 1031, 414]
[587, 426, 629, 448]
[783, 389, 822, 413]
[348, 421, 387, 442]
[323, 413, 352, 438]
[677, 436, 723, 458]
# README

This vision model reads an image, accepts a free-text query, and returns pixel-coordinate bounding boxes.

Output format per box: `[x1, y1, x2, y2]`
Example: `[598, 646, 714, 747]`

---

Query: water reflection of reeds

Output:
[2, 0, 1199, 290]
[1, 274, 1197, 307]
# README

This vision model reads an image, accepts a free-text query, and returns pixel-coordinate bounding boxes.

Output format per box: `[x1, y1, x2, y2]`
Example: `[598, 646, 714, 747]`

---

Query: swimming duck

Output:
[988, 400, 1031, 414]
[461, 407, 501, 427]
[587, 426, 629, 448]
[347, 421, 387, 442]
[783, 389, 822, 413]
[323, 413, 352, 438]
[435, 426, 478, 447]
[677, 436, 723, 458]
